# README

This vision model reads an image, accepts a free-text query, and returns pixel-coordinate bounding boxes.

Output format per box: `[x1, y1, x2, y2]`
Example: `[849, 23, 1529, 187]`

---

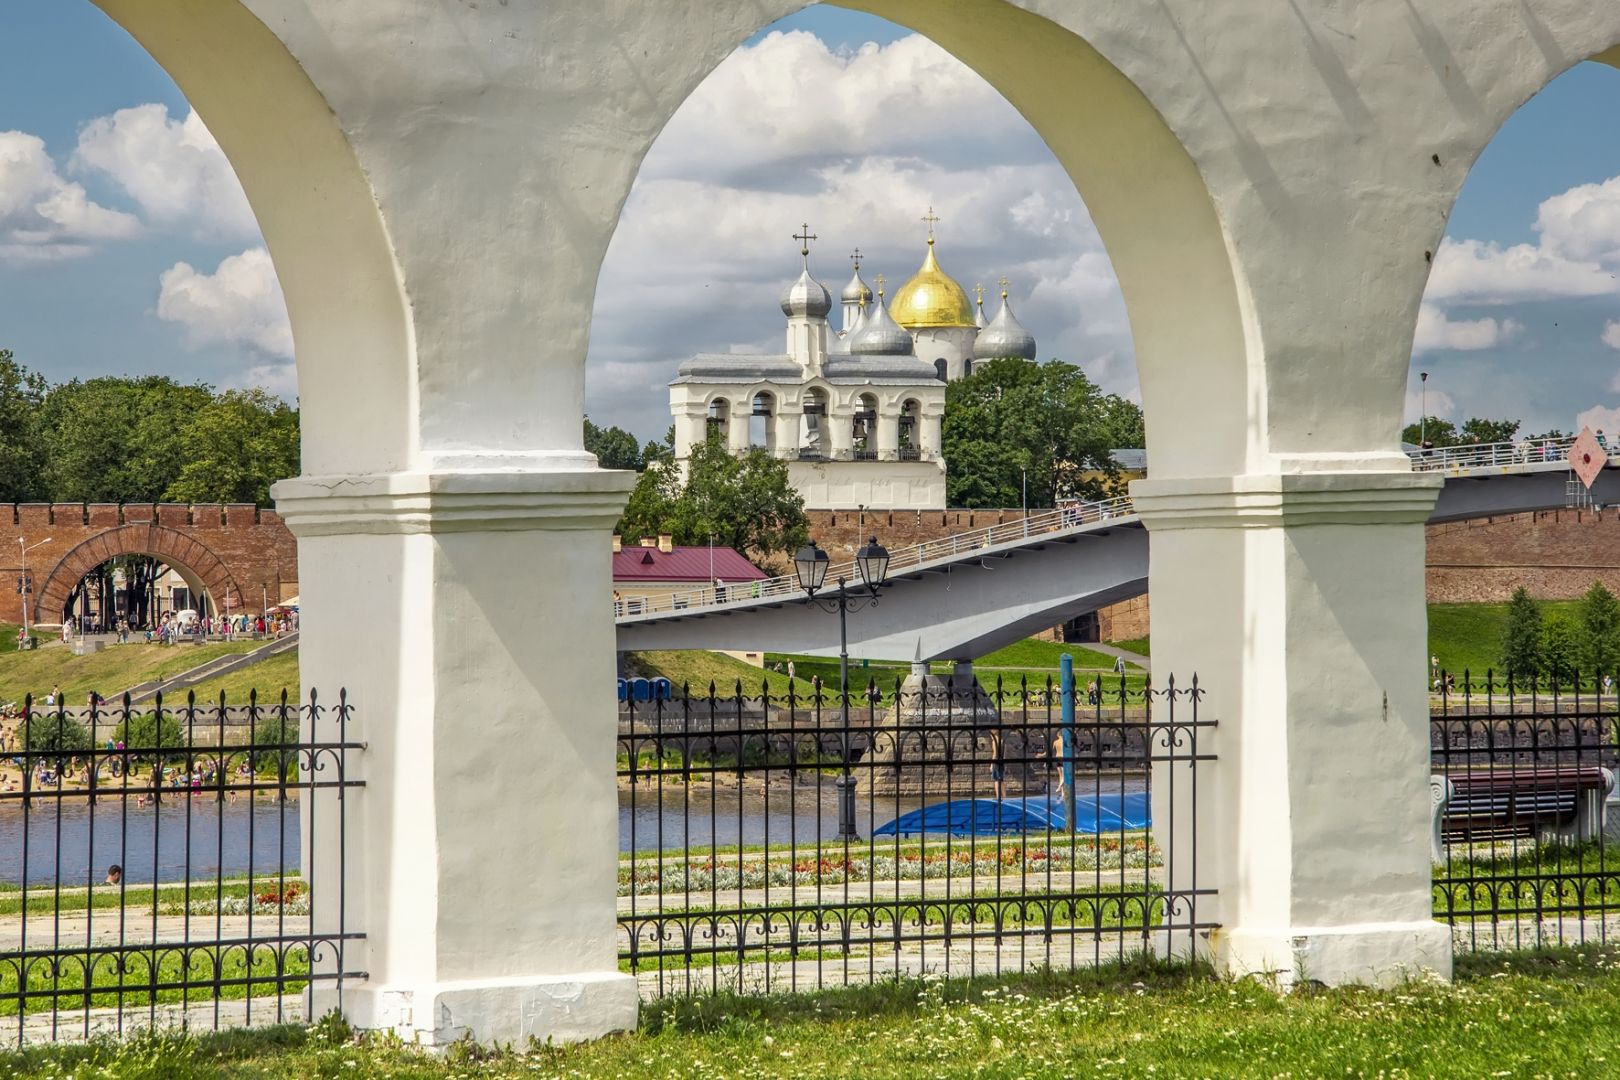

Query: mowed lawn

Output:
[0, 636, 268, 707]
[5, 950, 1620, 1078]
[1427, 599, 1582, 677]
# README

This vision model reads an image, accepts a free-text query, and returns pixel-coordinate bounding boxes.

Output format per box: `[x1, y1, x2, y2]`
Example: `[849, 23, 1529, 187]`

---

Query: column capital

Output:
[273, 466, 635, 537]
[1130, 471, 1441, 530]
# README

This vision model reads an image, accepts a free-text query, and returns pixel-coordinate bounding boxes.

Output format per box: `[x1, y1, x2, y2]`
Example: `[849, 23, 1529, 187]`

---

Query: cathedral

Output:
[669, 215, 1038, 511]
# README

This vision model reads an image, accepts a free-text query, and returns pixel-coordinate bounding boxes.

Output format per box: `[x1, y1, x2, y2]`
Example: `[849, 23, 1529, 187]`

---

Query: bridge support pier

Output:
[1134, 470, 1451, 987]
[276, 465, 638, 1045]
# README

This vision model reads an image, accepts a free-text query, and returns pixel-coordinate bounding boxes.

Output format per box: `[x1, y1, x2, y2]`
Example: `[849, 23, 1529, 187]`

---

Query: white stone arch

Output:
[90, 2, 413, 476]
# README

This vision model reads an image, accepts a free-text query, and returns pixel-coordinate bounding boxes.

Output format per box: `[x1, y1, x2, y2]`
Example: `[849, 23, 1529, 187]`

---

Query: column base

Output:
[337, 971, 639, 1047]
[1214, 921, 1452, 988]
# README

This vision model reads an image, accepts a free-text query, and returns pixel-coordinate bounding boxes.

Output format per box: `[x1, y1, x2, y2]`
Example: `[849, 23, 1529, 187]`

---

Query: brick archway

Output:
[35, 524, 240, 627]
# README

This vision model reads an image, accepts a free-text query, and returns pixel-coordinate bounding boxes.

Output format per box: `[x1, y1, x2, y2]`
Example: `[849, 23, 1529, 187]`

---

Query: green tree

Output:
[1542, 616, 1579, 685]
[163, 389, 300, 505]
[943, 358, 1141, 508]
[22, 711, 91, 766]
[1578, 580, 1620, 679]
[584, 417, 645, 471]
[115, 711, 186, 765]
[1400, 415, 1520, 448]
[36, 376, 213, 501]
[1498, 586, 1543, 683]
[614, 434, 808, 560]
[0, 349, 47, 500]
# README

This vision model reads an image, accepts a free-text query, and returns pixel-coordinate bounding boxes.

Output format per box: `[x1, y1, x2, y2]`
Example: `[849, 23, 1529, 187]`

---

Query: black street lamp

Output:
[794, 535, 890, 840]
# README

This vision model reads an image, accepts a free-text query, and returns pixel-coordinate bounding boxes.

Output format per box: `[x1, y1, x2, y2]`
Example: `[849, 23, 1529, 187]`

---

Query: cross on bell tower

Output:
[793, 223, 817, 267]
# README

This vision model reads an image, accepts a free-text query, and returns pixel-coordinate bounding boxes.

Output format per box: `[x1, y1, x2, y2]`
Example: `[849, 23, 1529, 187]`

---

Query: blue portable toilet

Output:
[617, 679, 627, 702]
[632, 678, 652, 702]
[652, 677, 672, 701]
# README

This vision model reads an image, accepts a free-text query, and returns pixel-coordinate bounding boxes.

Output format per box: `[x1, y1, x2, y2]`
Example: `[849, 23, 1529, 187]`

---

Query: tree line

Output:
[0, 350, 299, 507]
[1402, 416, 1556, 449]
[1499, 583, 1620, 684]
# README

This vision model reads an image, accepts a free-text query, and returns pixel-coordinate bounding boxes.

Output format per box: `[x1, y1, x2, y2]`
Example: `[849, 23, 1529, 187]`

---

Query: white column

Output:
[876, 412, 900, 461]
[920, 413, 943, 457]
[726, 409, 750, 454]
[275, 466, 638, 1046]
[1132, 471, 1450, 987]
[674, 411, 707, 459]
[828, 404, 855, 460]
[774, 408, 802, 458]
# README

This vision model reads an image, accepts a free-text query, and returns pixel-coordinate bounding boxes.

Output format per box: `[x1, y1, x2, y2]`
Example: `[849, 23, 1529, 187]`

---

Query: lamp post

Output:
[1420, 371, 1429, 447]
[794, 535, 890, 841]
[17, 537, 51, 643]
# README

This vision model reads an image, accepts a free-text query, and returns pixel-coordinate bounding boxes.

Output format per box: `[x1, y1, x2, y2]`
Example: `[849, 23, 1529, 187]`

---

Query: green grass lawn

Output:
[1427, 599, 1582, 677]
[0, 639, 269, 706]
[8, 949, 1620, 1078]
[1109, 635, 1149, 657]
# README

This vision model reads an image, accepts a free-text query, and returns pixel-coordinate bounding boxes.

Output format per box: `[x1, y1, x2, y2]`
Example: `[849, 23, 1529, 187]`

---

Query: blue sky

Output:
[3, 3, 1620, 440]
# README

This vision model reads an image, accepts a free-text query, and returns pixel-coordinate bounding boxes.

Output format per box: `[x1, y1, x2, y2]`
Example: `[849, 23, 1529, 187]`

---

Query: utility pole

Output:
[1420, 371, 1429, 446]
[17, 537, 51, 643]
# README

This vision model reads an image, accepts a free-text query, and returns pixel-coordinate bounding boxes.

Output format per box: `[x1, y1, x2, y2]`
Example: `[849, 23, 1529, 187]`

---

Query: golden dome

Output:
[890, 240, 977, 329]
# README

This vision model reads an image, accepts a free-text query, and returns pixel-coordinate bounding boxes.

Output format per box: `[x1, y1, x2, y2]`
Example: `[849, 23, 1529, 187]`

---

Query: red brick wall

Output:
[806, 507, 1620, 642]
[1, 504, 298, 625]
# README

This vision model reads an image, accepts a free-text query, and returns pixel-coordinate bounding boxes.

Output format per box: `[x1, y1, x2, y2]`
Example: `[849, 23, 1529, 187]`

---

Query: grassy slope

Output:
[0, 639, 267, 705]
[1428, 599, 1581, 676]
[6, 949, 1620, 1078]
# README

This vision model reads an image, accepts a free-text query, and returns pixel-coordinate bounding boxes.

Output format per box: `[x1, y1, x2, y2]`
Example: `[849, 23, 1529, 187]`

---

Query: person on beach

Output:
[988, 728, 1006, 801]
[104, 864, 121, 886]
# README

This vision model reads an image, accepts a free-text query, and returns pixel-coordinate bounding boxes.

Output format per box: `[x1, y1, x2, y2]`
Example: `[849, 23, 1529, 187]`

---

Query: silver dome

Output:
[850, 296, 915, 356]
[841, 268, 872, 305]
[780, 267, 832, 319]
[972, 294, 1037, 361]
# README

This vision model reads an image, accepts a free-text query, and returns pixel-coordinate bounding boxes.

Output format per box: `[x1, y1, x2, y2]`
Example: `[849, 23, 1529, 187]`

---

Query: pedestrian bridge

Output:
[614, 438, 1620, 661]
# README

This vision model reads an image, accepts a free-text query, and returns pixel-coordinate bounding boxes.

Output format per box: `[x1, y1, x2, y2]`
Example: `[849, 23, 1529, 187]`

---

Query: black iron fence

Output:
[0, 690, 362, 1046]
[618, 674, 1214, 997]
[1431, 672, 1620, 953]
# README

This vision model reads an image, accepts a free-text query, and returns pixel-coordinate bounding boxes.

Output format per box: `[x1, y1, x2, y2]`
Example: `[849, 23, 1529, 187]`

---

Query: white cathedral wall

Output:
[910, 327, 978, 381]
[789, 460, 947, 512]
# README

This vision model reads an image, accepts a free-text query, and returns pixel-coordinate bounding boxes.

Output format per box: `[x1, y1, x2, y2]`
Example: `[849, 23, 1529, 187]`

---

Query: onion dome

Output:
[890, 238, 976, 329]
[842, 267, 872, 306]
[850, 293, 915, 356]
[973, 288, 1038, 361]
[780, 267, 832, 319]
[843, 298, 869, 339]
[973, 284, 988, 329]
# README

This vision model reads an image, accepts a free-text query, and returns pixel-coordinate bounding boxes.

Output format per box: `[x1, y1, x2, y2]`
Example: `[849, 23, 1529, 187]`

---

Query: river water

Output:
[0, 780, 1146, 884]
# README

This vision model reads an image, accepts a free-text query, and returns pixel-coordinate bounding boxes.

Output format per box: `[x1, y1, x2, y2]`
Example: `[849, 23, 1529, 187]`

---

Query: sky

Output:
[3, 5, 1620, 443]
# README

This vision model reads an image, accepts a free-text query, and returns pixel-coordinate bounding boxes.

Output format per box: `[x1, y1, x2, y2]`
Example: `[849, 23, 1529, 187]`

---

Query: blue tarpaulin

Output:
[872, 793, 1150, 838]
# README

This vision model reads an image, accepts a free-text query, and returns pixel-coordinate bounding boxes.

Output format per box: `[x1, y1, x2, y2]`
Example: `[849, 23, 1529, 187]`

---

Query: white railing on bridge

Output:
[617, 438, 1591, 621]
[1406, 435, 1579, 472]
[614, 494, 1137, 620]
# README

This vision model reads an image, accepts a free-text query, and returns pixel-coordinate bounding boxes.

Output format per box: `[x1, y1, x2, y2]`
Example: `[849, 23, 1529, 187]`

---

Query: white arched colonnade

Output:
[89, 0, 1620, 1046]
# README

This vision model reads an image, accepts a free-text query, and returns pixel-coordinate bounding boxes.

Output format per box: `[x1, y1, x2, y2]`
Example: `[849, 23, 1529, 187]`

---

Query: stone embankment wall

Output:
[0, 503, 298, 626]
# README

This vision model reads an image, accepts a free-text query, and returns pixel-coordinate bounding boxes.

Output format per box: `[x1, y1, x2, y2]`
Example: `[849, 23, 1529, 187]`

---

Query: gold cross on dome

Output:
[973, 284, 986, 305]
[875, 273, 887, 298]
[792, 223, 817, 260]
[922, 207, 940, 241]
[998, 275, 1011, 298]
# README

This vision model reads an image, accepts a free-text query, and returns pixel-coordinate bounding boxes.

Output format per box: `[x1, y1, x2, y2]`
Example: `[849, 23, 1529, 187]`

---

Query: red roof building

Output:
[611, 539, 767, 585]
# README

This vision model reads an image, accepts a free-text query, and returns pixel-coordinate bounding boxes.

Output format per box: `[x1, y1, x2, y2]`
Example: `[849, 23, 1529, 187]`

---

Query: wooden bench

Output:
[1430, 767, 1616, 861]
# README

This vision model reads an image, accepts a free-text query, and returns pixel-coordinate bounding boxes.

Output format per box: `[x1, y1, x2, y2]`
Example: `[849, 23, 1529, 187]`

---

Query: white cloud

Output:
[1604, 320, 1620, 352]
[1535, 176, 1620, 265]
[0, 130, 138, 260]
[1405, 386, 1456, 424]
[1424, 237, 1616, 305]
[1412, 303, 1522, 353]
[586, 31, 1134, 434]
[73, 105, 256, 237]
[156, 247, 292, 358]
[1576, 405, 1620, 435]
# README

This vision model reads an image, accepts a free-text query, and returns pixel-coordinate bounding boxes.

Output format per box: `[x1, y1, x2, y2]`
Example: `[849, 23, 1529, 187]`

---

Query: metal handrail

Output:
[616, 438, 1591, 621]
[1407, 435, 1579, 472]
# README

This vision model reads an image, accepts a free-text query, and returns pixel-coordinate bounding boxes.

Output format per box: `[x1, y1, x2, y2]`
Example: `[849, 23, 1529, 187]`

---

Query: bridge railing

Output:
[614, 494, 1137, 620]
[1407, 436, 1576, 472]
